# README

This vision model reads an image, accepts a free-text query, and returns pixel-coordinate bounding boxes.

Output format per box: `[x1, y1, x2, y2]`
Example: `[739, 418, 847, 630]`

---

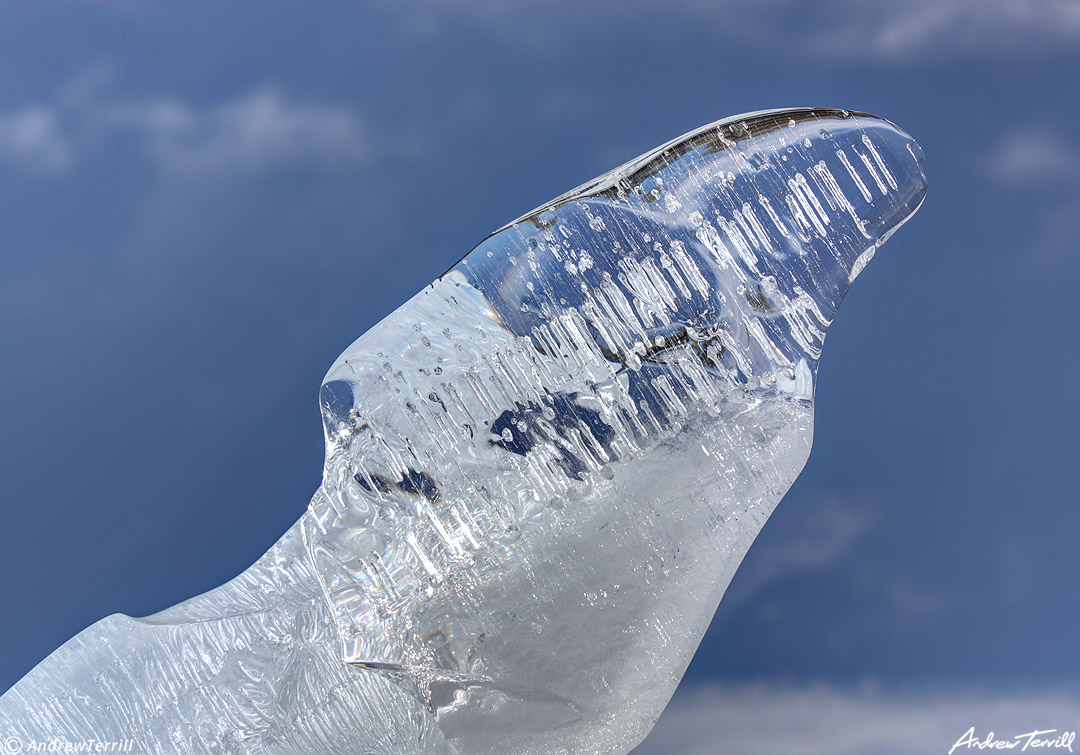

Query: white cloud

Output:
[0, 106, 73, 175]
[985, 129, 1080, 263]
[104, 87, 368, 174]
[444, 0, 1080, 60]
[0, 71, 367, 177]
[807, 0, 1080, 59]
[634, 681, 1080, 755]
[989, 130, 1080, 183]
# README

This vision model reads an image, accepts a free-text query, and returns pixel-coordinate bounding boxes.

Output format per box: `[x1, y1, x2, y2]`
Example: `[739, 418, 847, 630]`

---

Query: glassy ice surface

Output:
[0, 108, 926, 754]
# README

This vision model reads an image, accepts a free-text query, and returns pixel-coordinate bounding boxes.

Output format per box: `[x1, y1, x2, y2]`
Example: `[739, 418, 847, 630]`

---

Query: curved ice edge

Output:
[498, 107, 921, 233]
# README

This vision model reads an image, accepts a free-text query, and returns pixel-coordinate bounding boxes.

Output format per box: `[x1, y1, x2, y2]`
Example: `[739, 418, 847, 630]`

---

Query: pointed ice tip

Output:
[842, 111, 928, 252]
[832, 114, 926, 287]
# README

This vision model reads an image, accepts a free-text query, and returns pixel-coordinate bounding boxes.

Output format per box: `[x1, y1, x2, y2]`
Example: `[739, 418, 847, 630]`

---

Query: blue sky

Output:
[1, 2, 1079, 751]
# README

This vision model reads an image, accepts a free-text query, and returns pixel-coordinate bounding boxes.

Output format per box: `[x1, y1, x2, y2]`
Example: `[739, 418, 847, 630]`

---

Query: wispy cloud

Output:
[808, 0, 1080, 59]
[634, 681, 1080, 755]
[985, 129, 1080, 263]
[5, 0, 1069, 182]
[0, 69, 367, 177]
[422, 0, 1080, 60]
[0, 106, 74, 176]
[988, 130, 1080, 183]
[101, 87, 368, 174]
[717, 496, 952, 631]
[720, 496, 877, 608]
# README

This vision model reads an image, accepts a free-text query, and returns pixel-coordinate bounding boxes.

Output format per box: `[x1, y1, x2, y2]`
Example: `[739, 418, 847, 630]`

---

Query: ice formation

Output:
[0, 108, 926, 754]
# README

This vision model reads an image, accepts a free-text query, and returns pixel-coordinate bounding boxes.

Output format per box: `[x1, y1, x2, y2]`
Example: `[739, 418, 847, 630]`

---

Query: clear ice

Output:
[0, 108, 926, 754]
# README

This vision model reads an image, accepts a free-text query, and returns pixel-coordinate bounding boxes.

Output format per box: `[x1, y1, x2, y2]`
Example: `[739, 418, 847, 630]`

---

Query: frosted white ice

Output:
[0, 108, 926, 755]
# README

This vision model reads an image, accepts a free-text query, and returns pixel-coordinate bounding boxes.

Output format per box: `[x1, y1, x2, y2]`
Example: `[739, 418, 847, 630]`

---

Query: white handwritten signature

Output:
[949, 727, 1076, 754]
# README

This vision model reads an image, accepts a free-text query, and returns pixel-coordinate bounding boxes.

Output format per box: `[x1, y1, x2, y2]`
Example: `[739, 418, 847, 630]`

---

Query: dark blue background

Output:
[2, 3, 1078, 749]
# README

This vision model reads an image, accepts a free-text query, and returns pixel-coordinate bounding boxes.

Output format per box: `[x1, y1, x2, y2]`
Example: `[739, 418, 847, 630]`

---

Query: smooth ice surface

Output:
[0, 108, 926, 754]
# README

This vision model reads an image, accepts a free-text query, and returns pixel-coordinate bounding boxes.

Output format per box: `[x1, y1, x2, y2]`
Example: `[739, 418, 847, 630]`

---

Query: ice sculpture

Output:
[0, 108, 926, 754]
